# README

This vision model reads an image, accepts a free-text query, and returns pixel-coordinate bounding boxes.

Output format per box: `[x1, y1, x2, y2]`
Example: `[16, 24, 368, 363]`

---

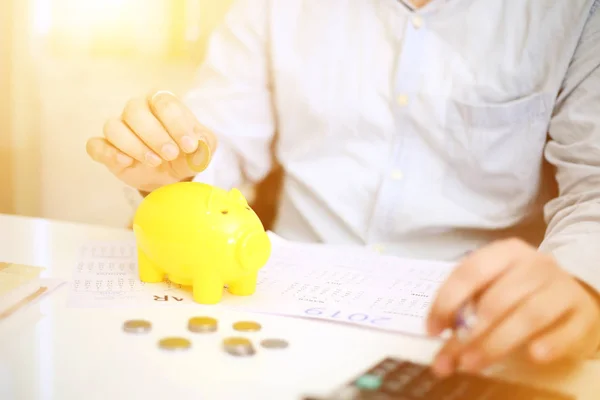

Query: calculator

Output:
[303, 357, 574, 399]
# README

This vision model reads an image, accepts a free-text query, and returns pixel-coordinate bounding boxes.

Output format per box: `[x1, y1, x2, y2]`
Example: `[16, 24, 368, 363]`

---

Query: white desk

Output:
[0, 213, 599, 400]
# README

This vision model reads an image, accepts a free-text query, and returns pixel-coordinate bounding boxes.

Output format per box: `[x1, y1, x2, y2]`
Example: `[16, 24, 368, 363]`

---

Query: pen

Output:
[454, 249, 477, 341]
[455, 302, 477, 341]
[0, 286, 48, 321]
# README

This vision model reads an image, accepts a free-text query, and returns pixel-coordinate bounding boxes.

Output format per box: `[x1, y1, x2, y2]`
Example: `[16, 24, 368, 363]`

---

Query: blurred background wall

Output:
[0, 0, 15, 214]
[0, 0, 234, 227]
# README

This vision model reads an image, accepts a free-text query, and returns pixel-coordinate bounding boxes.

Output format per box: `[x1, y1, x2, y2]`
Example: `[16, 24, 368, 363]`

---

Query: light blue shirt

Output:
[186, 0, 600, 291]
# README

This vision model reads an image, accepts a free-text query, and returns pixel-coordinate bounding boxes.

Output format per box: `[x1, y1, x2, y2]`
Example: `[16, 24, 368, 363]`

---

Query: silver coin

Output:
[223, 337, 256, 357]
[122, 319, 152, 334]
[188, 316, 218, 333]
[158, 337, 191, 351]
[232, 321, 262, 332]
[260, 338, 289, 349]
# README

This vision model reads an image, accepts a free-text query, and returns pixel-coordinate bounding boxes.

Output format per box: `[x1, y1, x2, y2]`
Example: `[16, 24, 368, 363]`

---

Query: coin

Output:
[223, 336, 256, 357]
[232, 321, 262, 332]
[260, 339, 289, 349]
[158, 337, 191, 351]
[186, 140, 211, 172]
[122, 319, 152, 334]
[188, 316, 218, 333]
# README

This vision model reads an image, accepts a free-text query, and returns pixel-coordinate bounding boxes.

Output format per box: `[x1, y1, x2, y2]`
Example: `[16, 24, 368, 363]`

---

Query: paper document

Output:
[67, 234, 456, 336]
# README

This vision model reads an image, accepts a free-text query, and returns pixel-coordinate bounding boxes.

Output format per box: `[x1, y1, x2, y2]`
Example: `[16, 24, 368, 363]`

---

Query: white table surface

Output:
[1, 213, 599, 400]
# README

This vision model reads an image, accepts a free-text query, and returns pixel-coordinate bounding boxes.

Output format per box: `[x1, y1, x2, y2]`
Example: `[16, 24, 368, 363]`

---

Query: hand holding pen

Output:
[426, 238, 600, 377]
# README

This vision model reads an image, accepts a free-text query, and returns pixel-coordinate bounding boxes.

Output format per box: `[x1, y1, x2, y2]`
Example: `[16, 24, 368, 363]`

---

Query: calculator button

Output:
[354, 374, 383, 390]
[401, 369, 441, 398]
[427, 375, 489, 399]
[390, 361, 426, 381]
[381, 376, 412, 395]
[381, 360, 399, 371]
[331, 385, 361, 399]
[367, 359, 395, 376]
[371, 368, 388, 377]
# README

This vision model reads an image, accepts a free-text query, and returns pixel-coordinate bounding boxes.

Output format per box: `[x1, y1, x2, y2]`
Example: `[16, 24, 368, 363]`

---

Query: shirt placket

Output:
[367, 6, 429, 252]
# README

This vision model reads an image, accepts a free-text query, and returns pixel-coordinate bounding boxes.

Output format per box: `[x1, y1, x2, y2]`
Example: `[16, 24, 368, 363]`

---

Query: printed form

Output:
[68, 233, 456, 336]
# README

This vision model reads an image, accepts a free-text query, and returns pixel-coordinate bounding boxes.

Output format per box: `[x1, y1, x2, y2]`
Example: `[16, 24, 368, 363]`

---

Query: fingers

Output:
[429, 240, 600, 376]
[427, 239, 530, 336]
[148, 90, 197, 153]
[86, 137, 134, 174]
[121, 97, 180, 162]
[458, 279, 575, 372]
[103, 118, 161, 166]
[96, 91, 216, 177]
[463, 258, 554, 343]
[148, 90, 218, 155]
[431, 336, 462, 377]
[530, 291, 600, 363]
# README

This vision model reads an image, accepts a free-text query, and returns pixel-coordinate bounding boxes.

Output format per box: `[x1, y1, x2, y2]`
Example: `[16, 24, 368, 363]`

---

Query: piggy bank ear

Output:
[228, 188, 248, 206]
[207, 188, 229, 213]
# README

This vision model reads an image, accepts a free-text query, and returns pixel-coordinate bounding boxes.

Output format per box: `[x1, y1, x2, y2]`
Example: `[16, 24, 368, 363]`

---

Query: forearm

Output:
[540, 6, 600, 295]
[539, 195, 600, 295]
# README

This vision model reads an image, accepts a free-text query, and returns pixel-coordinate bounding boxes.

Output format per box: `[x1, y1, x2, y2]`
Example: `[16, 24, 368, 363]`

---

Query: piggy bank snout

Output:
[236, 231, 271, 271]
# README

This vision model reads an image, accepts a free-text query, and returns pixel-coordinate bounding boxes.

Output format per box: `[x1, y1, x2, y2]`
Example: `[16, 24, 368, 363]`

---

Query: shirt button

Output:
[412, 16, 424, 29]
[396, 94, 409, 106]
[373, 244, 386, 254]
[391, 170, 404, 180]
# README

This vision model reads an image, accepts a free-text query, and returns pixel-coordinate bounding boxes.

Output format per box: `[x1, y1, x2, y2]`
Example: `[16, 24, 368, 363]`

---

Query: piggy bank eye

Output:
[221, 210, 229, 215]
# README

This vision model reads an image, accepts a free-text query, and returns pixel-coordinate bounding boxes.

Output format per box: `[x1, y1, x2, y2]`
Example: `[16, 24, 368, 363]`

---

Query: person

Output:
[86, 0, 600, 377]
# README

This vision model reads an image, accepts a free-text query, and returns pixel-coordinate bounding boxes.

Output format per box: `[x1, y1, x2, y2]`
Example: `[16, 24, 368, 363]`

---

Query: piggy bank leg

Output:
[192, 271, 224, 304]
[137, 249, 164, 283]
[227, 272, 258, 296]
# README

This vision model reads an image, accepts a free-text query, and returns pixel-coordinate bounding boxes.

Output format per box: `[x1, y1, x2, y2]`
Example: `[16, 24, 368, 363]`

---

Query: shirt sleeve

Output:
[539, 5, 600, 293]
[182, 0, 275, 194]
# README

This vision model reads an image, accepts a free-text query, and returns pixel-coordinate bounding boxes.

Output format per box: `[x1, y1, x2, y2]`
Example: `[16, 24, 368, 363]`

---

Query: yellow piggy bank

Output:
[132, 182, 271, 304]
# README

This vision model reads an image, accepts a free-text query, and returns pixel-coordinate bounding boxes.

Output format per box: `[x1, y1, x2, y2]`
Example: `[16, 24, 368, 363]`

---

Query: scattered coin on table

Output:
[260, 338, 289, 349]
[188, 316, 218, 333]
[232, 321, 262, 332]
[122, 319, 152, 334]
[158, 337, 192, 351]
[223, 337, 256, 357]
